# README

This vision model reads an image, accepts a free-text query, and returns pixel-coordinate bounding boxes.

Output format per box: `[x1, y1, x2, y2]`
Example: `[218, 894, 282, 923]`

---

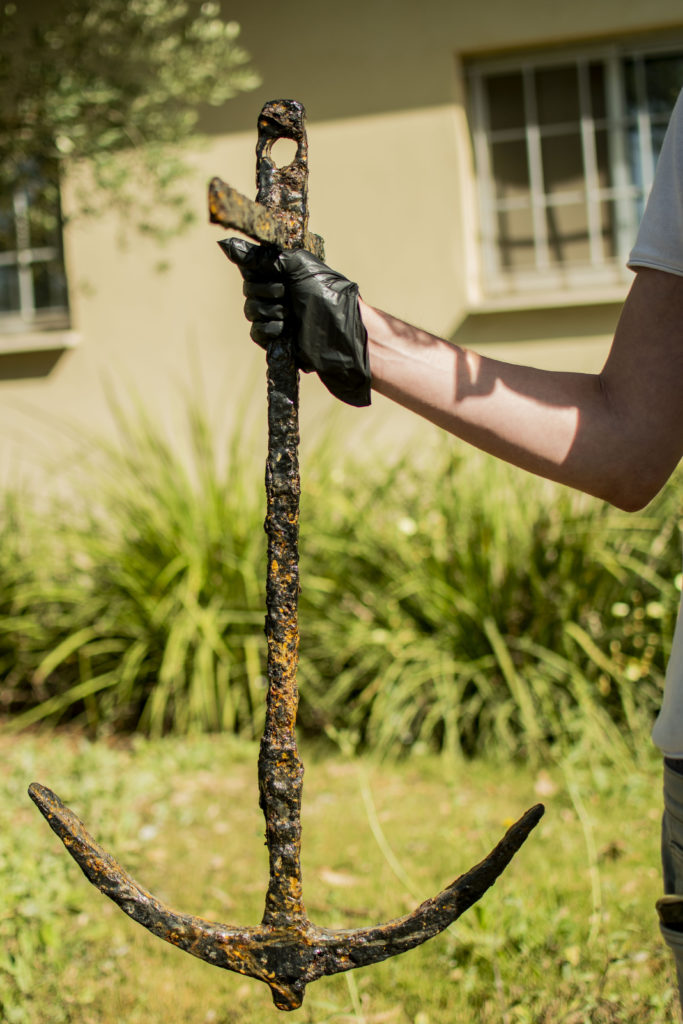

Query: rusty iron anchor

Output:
[28, 99, 544, 1012]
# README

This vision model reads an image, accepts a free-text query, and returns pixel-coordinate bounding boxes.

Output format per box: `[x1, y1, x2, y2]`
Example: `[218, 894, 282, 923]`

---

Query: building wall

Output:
[1, 0, 682, 486]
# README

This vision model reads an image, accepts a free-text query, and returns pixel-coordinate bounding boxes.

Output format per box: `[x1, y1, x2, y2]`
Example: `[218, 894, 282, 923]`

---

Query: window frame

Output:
[0, 164, 72, 348]
[466, 37, 683, 310]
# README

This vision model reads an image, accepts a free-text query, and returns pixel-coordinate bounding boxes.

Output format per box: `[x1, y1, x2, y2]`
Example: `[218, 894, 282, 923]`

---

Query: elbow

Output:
[584, 376, 675, 512]
[597, 464, 668, 512]
[608, 490, 653, 514]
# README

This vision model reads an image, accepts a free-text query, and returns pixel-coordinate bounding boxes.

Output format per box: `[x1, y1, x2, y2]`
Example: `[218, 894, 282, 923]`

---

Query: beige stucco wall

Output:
[1, 0, 681, 487]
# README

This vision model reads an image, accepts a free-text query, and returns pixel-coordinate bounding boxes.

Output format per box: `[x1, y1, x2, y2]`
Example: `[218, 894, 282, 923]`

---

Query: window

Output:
[0, 160, 70, 333]
[468, 43, 683, 305]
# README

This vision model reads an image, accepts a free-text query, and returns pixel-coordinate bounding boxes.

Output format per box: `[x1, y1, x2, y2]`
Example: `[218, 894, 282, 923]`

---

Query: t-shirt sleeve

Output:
[628, 88, 683, 278]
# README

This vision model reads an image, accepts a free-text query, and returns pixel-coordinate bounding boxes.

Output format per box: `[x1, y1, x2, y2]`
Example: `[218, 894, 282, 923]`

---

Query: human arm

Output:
[223, 242, 683, 512]
[362, 266, 683, 512]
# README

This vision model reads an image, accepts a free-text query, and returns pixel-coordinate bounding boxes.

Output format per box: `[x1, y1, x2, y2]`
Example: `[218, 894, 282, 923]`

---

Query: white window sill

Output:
[467, 283, 630, 315]
[0, 329, 80, 355]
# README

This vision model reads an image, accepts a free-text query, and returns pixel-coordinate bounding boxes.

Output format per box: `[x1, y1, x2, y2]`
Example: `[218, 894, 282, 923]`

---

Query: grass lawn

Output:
[1, 730, 678, 1023]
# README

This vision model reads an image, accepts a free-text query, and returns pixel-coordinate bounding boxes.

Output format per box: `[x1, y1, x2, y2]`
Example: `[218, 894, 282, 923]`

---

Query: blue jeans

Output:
[660, 760, 683, 1010]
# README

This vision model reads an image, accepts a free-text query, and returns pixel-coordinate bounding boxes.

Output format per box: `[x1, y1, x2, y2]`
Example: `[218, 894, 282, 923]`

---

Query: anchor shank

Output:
[259, 332, 306, 925]
[256, 100, 315, 927]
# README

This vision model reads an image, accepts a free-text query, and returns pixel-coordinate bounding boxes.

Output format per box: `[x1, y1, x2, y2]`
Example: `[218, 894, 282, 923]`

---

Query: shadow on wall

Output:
[448, 302, 623, 349]
[199, 1, 459, 135]
[0, 350, 65, 381]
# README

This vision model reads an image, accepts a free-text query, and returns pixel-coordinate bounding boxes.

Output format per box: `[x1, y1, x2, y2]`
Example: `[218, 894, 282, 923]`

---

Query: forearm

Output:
[226, 237, 683, 508]
[360, 281, 682, 511]
[362, 301, 608, 495]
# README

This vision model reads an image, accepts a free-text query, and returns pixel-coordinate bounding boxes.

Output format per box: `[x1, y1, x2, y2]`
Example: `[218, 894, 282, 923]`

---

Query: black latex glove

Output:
[220, 237, 371, 408]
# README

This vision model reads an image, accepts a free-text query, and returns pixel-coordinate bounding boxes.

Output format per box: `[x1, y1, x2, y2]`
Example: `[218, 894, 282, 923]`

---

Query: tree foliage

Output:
[0, 0, 260, 239]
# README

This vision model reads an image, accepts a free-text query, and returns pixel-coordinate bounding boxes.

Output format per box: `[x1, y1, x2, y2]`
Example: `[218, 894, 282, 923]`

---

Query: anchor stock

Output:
[29, 99, 544, 1011]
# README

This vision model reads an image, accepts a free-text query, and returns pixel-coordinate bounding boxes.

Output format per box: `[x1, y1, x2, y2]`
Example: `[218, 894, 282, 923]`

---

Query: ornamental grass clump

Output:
[1, 402, 267, 737]
[0, 400, 680, 761]
[297, 441, 681, 763]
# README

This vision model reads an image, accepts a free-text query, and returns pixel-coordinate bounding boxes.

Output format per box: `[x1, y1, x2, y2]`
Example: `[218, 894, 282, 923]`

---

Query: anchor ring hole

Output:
[270, 137, 299, 168]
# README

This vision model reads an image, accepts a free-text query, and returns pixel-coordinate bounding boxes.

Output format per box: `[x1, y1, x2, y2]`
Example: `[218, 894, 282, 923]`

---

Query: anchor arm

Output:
[27, 783, 258, 970]
[28, 779, 542, 1012]
[27, 780, 311, 1009]
[305, 802, 545, 973]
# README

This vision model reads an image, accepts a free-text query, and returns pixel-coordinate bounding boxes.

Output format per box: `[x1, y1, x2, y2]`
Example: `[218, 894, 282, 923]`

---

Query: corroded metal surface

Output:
[257, 99, 310, 931]
[209, 98, 324, 260]
[28, 99, 545, 1012]
[208, 179, 324, 259]
[28, 782, 543, 1010]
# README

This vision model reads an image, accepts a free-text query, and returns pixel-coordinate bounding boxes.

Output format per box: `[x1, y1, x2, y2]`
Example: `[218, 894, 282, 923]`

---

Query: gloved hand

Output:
[220, 238, 371, 407]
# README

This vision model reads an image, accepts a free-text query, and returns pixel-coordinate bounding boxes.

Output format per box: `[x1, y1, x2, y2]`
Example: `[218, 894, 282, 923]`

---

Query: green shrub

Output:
[0, 402, 680, 762]
[298, 443, 681, 762]
[0, 402, 267, 737]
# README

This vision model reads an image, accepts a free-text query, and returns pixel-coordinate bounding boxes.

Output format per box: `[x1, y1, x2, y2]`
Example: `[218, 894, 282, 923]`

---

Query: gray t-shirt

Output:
[628, 87, 683, 756]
